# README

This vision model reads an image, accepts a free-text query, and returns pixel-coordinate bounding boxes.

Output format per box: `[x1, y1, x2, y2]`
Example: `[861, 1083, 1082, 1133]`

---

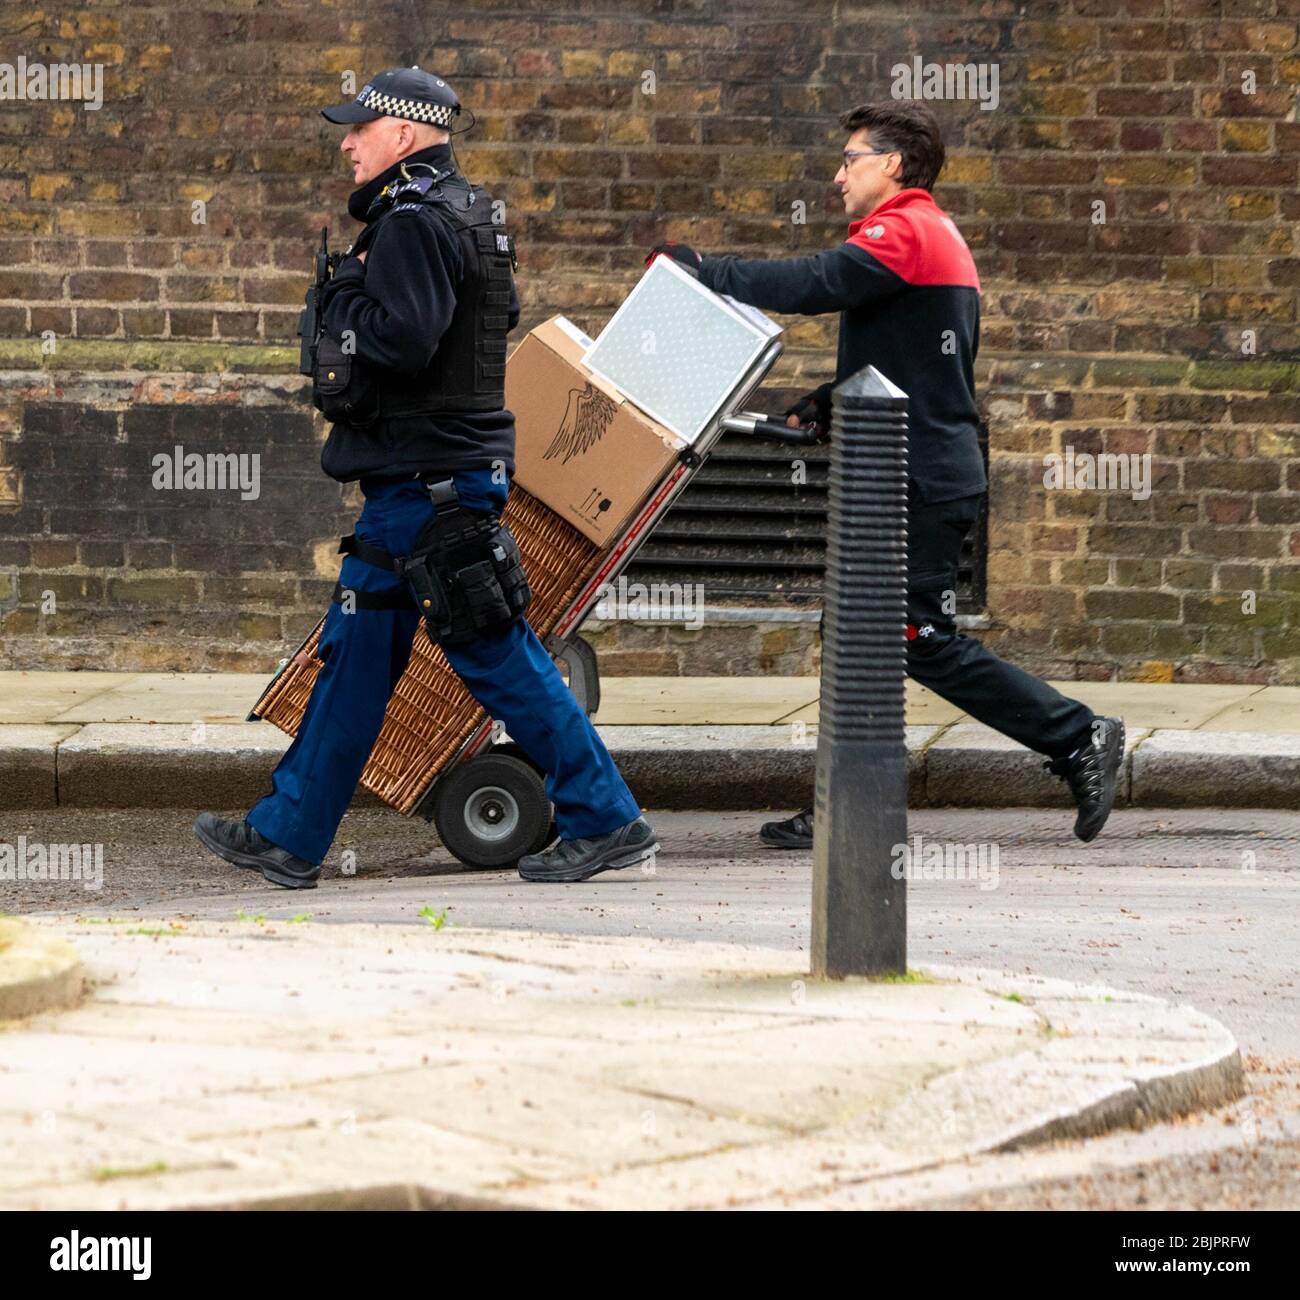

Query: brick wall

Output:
[1, 0, 1298, 680]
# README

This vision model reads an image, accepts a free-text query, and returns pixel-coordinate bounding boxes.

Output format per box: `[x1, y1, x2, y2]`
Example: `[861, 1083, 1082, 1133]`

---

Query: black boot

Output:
[759, 808, 813, 849]
[518, 816, 658, 883]
[193, 813, 321, 890]
[1045, 717, 1126, 843]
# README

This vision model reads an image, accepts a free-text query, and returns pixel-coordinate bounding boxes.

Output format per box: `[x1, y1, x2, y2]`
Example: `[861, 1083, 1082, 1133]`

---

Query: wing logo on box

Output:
[544, 384, 618, 464]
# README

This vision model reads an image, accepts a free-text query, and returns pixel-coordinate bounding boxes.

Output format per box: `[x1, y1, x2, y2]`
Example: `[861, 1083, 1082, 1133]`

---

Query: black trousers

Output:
[904, 493, 1094, 759]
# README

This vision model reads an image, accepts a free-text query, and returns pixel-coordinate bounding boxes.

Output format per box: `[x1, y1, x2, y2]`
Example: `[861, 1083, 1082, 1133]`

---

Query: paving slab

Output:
[593, 675, 819, 725]
[50, 672, 267, 724]
[1053, 681, 1263, 731]
[0, 671, 137, 724]
[0, 919, 1242, 1211]
[769, 680, 966, 727]
[1199, 685, 1300, 734]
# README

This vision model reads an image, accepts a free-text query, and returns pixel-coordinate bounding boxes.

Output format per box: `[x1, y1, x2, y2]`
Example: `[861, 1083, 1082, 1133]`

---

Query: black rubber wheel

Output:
[432, 753, 552, 869]
[489, 742, 557, 853]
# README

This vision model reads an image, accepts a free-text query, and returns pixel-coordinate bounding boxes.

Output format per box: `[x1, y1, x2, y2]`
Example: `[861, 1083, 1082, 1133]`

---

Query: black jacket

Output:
[698, 187, 986, 505]
[318, 143, 520, 484]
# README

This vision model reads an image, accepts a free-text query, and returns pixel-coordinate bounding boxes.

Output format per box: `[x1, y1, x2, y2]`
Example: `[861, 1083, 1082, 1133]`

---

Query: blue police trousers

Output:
[247, 470, 642, 865]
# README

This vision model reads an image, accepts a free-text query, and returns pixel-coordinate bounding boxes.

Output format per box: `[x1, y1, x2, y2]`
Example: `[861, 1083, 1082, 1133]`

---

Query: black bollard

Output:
[811, 364, 909, 979]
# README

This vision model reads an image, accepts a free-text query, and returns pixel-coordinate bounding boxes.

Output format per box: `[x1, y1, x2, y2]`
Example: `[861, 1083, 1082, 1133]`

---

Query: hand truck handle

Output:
[721, 412, 825, 446]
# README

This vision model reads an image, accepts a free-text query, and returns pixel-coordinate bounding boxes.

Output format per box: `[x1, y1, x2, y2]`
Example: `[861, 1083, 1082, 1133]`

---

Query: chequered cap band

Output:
[361, 89, 457, 126]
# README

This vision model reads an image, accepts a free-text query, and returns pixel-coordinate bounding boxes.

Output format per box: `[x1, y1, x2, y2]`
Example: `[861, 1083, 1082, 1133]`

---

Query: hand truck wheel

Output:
[489, 742, 558, 852]
[431, 752, 554, 869]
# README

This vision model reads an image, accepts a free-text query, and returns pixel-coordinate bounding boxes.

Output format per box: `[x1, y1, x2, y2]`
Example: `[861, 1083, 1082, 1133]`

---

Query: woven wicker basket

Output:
[254, 486, 601, 814]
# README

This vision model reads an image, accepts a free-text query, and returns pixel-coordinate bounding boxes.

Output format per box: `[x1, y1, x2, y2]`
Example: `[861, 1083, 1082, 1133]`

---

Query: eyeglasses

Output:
[841, 148, 898, 167]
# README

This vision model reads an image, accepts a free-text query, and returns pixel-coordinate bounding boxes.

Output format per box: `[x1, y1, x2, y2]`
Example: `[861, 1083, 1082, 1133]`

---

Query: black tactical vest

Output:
[366, 173, 517, 419]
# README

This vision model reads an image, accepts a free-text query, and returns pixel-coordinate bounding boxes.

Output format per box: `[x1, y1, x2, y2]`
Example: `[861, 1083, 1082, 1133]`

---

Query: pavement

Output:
[3, 670, 1300, 810]
[0, 915, 1243, 1211]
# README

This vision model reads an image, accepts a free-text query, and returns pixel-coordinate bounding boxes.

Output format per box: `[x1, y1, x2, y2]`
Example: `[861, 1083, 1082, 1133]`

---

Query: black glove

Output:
[645, 241, 702, 275]
[784, 381, 834, 440]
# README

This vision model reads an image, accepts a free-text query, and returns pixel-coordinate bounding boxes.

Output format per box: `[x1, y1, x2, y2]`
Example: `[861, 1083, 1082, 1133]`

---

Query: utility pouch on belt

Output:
[312, 333, 380, 429]
[334, 478, 531, 647]
[408, 480, 531, 646]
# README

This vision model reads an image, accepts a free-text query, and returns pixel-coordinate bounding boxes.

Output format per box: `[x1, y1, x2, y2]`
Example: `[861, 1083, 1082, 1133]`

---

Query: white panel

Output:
[583, 257, 780, 445]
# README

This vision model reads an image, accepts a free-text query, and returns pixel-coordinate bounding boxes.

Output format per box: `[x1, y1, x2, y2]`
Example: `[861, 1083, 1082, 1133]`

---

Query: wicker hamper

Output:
[253, 485, 602, 815]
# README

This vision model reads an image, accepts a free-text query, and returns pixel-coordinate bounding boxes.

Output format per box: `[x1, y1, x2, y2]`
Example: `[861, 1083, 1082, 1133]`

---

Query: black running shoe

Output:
[759, 808, 814, 849]
[193, 813, 321, 890]
[1045, 717, 1126, 843]
[518, 816, 658, 883]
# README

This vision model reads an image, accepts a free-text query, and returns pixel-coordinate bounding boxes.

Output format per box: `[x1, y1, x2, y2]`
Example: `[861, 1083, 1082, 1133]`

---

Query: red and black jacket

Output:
[697, 188, 986, 505]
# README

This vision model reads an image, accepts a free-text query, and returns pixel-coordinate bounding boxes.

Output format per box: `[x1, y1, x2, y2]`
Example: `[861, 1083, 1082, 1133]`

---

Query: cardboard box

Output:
[508, 316, 684, 546]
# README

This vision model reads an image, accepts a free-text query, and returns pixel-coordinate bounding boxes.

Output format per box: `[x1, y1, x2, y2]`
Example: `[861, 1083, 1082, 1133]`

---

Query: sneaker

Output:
[193, 812, 321, 890]
[759, 808, 813, 849]
[1045, 717, 1126, 843]
[518, 816, 658, 883]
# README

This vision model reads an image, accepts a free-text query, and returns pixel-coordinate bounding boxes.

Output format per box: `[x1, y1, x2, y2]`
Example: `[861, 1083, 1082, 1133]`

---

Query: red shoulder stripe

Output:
[846, 194, 980, 291]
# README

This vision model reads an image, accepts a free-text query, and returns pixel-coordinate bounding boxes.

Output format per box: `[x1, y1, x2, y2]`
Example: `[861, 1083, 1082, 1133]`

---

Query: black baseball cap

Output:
[321, 66, 461, 127]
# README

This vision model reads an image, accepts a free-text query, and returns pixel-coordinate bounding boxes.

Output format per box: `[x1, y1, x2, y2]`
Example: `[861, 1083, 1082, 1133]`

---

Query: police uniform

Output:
[195, 70, 655, 887]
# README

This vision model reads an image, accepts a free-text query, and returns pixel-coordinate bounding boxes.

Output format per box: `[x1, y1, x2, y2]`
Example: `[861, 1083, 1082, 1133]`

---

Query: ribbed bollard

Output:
[812, 364, 909, 979]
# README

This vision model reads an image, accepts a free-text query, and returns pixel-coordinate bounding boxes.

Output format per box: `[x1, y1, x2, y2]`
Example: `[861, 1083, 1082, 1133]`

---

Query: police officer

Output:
[194, 69, 657, 887]
[649, 101, 1126, 849]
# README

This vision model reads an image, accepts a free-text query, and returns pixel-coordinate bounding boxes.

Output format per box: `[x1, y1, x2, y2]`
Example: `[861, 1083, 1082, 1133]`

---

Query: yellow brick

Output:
[1222, 121, 1270, 152]
[607, 51, 644, 79]
[29, 174, 73, 201]
[562, 50, 605, 79]
[941, 155, 993, 184]
[1214, 257, 1263, 288]
[0, 209, 52, 234]
[1226, 192, 1275, 221]
[709, 187, 772, 215]
[1102, 158, 1197, 186]
[1023, 86, 1091, 116]
[608, 116, 650, 145]
[1244, 21, 1298, 52]
[59, 12, 119, 39]
[320, 47, 364, 74]
[138, 45, 173, 71]
[47, 107, 76, 138]
[1132, 660, 1175, 684]
[503, 182, 556, 213]
[724, 154, 802, 182]
[1014, 20, 1096, 52]
[55, 208, 137, 236]
[1257, 429, 1299, 458]
[1024, 58, 1068, 82]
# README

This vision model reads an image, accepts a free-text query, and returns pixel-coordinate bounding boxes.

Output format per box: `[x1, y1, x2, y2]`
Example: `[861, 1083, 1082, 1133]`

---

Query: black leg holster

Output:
[335, 478, 531, 646]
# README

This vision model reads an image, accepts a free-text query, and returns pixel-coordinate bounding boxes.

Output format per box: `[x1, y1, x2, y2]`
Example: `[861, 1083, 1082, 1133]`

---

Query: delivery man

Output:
[648, 101, 1125, 849]
[194, 69, 656, 887]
